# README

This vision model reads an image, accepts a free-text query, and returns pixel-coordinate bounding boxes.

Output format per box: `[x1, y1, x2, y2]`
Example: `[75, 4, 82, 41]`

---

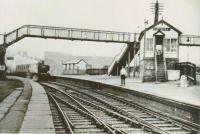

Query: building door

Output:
[155, 35, 164, 60]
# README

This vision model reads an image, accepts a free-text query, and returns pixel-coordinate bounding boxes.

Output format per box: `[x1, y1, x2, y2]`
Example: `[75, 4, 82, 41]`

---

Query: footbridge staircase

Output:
[108, 41, 139, 75]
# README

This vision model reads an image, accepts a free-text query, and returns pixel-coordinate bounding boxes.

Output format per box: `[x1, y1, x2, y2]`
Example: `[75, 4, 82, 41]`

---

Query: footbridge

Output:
[0, 25, 200, 79]
[0, 25, 140, 79]
[180, 35, 200, 46]
[0, 25, 139, 47]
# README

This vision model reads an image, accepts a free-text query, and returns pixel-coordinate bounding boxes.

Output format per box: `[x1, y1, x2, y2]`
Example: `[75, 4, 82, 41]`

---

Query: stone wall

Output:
[141, 58, 156, 82]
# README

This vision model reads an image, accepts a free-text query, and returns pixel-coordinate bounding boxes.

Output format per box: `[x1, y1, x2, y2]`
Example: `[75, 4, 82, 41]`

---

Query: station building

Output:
[136, 19, 182, 82]
[62, 59, 89, 75]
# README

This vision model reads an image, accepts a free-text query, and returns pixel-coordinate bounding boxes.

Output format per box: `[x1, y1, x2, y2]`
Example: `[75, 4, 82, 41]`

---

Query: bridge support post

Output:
[127, 43, 135, 77]
[127, 50, 130, 77]
[0, 35, 7, 80]
[0, 47, 6, 80]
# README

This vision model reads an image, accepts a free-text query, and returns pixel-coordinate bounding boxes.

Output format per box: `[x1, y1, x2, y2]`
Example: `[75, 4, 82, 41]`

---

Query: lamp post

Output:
[186, 37, 190, 62]
[143, 19, 148, 59]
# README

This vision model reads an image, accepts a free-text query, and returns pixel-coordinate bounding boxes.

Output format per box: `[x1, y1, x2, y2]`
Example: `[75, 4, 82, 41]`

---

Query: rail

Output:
[175, 62, 196, 85]
[48, 93, 74, 134]
[71, 89, 171, 134]
[51, 80, 200, 133]
[1, 25, 140, 47]
[95, 89, 200, 133]
[50, 82, 177, 134]
[42, 83, 123, 134]
[52, 76, 200, 129]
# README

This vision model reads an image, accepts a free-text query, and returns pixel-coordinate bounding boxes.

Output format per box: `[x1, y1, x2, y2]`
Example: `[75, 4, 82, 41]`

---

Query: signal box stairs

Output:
[155, 55, 167, 82]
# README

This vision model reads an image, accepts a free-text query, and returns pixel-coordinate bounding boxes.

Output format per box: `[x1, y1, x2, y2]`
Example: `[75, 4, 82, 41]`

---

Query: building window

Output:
[164, 39, 170, 51]
[164, 38, 177, 52]
[171, 39, 177, 52]
[145, 38, 153, 51]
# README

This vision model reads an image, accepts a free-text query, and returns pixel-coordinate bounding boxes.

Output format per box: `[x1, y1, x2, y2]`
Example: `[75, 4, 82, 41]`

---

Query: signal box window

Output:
[145, 38, 153, 51]
[171, 39, 177, 52]
[164, 38, 177, 52]
[164, 39, 170, 51]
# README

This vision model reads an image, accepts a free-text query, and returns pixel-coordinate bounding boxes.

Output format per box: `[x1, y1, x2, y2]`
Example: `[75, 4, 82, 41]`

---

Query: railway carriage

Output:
[8, 61, 50, 81]
[86, 68, 108, 75]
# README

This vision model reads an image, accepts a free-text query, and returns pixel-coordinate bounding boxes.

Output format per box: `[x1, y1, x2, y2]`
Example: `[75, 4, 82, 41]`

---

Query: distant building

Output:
[62, 59, 89, 75]
[86, 65, 108, 75]
[44, 51, 112, 75]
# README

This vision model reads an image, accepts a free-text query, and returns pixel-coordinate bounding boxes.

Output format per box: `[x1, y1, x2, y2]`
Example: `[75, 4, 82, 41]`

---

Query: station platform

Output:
[19, 79, 55, 133]
[0, 76, 55, 133]
[59, 75, 200, 107]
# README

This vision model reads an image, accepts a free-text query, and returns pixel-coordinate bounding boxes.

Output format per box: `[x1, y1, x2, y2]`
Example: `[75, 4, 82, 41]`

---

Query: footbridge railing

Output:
[180, 35, 200, 46]
[1, 25, 140, 47]
[1, 26, 200, 47]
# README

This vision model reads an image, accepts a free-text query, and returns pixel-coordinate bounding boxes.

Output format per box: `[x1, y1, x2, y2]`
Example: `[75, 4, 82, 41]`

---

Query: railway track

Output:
[48, 93, 113, 134]
[44, 83, 150, 134]
[48, 96, 70, 133]
[42, 81, 200, 134]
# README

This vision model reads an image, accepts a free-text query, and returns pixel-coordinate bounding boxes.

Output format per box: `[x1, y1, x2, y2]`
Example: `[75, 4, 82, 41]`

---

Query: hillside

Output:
[44, 51, 113, 75]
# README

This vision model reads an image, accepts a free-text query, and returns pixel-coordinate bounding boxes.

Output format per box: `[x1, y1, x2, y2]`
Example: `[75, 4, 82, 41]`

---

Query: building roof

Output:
[62, 59, 88, 65]
[138, 19, 182, 41]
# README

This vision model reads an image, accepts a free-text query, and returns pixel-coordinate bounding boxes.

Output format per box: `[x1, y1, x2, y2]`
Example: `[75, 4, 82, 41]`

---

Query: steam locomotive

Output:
[7, 61, 50, 81]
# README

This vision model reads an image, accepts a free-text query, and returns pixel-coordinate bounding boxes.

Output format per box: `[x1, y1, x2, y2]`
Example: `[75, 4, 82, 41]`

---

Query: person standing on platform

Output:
[120, 66, 127, 86]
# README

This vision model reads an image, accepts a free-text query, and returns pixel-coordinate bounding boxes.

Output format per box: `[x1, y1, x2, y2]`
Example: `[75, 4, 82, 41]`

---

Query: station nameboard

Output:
[7, 57, 14, 60]
[153, 27, 171, 31]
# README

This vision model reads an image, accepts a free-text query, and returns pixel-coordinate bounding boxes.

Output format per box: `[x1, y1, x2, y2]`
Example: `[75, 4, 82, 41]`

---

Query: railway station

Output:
[0, 0, 200, 133]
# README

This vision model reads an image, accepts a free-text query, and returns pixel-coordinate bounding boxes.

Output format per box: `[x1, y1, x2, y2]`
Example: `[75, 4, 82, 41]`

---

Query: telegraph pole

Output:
[151, 0, 164, 24]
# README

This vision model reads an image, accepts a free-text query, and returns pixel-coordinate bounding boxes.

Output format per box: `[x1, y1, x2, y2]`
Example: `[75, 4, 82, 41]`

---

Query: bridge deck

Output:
[0, 25, 199, 47]
[180, 35, 200, 46]
[2, 25, 139, 47]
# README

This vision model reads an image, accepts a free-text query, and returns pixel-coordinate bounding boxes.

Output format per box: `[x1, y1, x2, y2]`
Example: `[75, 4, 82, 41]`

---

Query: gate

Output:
[175, 62, 196, 85]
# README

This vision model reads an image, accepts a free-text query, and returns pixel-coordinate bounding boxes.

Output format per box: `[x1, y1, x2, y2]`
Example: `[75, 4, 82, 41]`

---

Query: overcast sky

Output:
[0, 0, 200, 63]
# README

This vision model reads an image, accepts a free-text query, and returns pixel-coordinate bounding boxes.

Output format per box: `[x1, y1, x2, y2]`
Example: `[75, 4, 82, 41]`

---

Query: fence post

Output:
[186, 62, 188, 80]
[194, 64, 196, 85]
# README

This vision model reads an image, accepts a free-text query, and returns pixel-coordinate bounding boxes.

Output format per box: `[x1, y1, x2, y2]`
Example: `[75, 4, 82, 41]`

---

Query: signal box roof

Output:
[138, 20, 182, 41]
